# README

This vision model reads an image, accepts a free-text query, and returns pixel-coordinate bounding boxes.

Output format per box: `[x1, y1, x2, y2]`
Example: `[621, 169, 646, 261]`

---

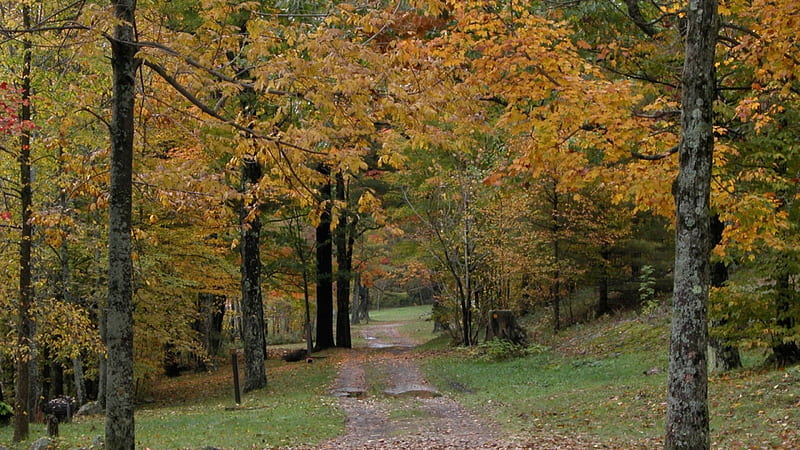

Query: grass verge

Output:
[0, 356, 343, 449]
[422, 311, 800, 447]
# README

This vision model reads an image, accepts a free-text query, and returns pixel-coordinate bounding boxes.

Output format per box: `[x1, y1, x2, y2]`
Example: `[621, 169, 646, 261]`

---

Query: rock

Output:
[44, 396, 76, 422]
[643, 366, 661, 375]
[77, 401, 104, 416]
[332, 387, 367, 398]
[29, 437, 54, 450]
[383, 384, 441, 398]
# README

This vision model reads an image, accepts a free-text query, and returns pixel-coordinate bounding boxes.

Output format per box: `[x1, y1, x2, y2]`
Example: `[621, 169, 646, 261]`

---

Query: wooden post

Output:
[47, 415, 59, 437]
[231, 349, 241, 405]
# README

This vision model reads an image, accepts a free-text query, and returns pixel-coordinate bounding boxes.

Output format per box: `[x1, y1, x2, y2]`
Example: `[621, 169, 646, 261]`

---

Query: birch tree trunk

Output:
[665, 0, 718, 447]
[105, 0, 138, 446]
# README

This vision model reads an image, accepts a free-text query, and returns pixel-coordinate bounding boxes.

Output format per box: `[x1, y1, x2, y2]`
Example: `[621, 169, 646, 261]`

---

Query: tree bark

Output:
[351, 272, 362, 325]
[105, 0, 138, 447]
[665, 0, 718, 447]
[597, 249, 611, 316]
[13, 7, 33, 441]
[240, 158, 267, 392]
[335, 173, 352, 348]
[770, 270, 800, 367]
[315, 171, 335, 350]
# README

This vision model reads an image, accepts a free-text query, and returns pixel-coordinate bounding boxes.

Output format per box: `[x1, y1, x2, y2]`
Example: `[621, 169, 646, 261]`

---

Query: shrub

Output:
[469, 340, 549, 362]
[0, 401, 12, 425]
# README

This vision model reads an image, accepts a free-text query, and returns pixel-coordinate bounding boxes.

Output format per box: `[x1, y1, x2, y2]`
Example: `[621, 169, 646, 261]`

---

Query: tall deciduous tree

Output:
[315, 170, 335, 350]
[106, 0, 138, 447]
[240, 156, 266, 391]
[12, 7, 33, 441]
[665, 0, 718, 447]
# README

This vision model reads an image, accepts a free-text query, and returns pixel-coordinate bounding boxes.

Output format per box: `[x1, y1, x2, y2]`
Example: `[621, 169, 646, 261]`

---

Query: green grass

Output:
[421, 311, 800, 447]
[0, 358, 343, 449]
[369, 305, 432, 323]
[424, 349, 667, 444]
[352, 305, 438, 346]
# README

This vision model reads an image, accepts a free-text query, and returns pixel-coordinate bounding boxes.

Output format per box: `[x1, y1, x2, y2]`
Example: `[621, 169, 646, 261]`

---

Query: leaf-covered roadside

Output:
[422, 311, 800, 448]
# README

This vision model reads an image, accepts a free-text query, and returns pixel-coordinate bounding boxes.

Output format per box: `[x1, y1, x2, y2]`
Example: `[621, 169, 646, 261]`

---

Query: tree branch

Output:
[631, 144, 679, 160]
[143, 60, 323, 155]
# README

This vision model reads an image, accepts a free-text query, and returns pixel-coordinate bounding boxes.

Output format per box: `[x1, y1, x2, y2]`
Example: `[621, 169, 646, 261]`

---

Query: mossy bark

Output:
[105, 0, 138, 447]
[240, 158, 267, 392]
[13, 9, 32, 441]
[665, 0, 718, 448]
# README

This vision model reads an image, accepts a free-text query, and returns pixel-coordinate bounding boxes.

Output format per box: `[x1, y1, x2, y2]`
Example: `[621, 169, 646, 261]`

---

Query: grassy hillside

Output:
[421, 310, 800, 447]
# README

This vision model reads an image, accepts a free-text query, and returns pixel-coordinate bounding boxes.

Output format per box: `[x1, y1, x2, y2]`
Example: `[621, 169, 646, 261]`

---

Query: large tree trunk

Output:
[13, 8, 33, 441]
[335, 173, 352, 348]
[240, 158, 267, 392]
[315, 172, 335, 350]
[665, 0, 718, 448]
[105, 0, 138, 447]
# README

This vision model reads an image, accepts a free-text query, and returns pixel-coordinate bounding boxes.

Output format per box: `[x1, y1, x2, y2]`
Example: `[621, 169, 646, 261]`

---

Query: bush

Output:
[0, 401, 12, 425]
[469, 340, 549, 362]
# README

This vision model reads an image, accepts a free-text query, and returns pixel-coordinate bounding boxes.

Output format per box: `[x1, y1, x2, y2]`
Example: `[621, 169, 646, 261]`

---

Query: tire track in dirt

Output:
[318, 322, 518, 449]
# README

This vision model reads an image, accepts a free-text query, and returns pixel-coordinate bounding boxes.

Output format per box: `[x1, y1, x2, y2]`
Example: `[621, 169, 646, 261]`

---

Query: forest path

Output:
[315, 321, 518, 449]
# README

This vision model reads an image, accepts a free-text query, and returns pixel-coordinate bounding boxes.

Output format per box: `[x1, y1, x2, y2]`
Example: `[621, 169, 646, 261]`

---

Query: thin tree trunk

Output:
[105, 0, 138, 446]
[665, 0, 718, 447]
[707, 215, 741, 373]
[13, 8, 33, 441]
[240, 158, 267, 392]
[597, 249, 611, 316]
[351, 272, 362, 325]
[73, 358, 86, 406]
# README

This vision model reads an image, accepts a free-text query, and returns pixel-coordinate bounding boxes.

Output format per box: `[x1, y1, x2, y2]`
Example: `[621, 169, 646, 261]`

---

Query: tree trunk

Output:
[315, 172, 335, 350]
[351, 272, 362, 325]
[50, 362, 64, 398]
[361, 285, 370, 323]
[597, 249, 611, 316]
[240, 158, 266, 392]
[105, 0, 138, 446]
[707, 215, 741, 373]
[665, 0, 718, 447]
[335, 173, 352, 348]
[770, 270, 800, 367]
[97, 306, 107, 409]
[13, 8, 33, 441]
[72, 358, 86, 406]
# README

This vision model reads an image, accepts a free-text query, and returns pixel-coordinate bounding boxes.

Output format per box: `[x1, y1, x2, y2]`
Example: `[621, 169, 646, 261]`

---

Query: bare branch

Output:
[631, 144, 679, 161]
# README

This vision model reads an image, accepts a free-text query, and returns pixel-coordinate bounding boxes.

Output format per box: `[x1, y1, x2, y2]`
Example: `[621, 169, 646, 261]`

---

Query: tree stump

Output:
[47, 415, 59, 437]
[485, 310, 527, 345]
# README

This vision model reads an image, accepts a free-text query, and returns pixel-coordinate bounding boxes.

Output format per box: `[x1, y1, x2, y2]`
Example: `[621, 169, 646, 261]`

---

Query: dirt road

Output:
[316, 322, 516, 449]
